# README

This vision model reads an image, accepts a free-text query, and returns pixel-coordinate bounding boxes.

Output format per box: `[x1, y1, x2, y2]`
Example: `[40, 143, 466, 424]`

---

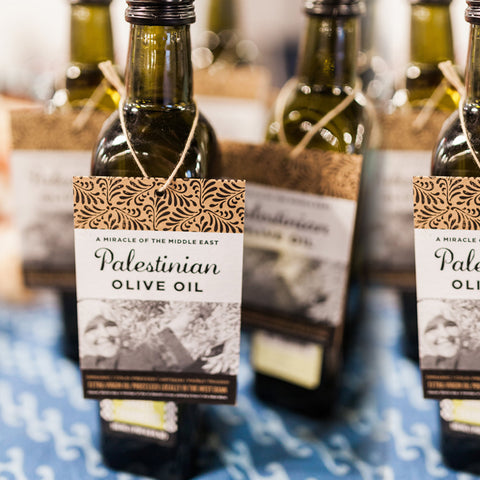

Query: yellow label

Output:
[442, 399, 480, 426]
[106, 400, 177, 432]
[251, 331, 322, 389]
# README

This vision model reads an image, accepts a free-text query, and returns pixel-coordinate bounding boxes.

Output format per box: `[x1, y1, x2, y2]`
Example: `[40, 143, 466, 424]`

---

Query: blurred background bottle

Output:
[401, 0, 459, 360]
[247, 0, 371, 417]
[406, 0, 459, 109]
[360, 0, 460, 363]
[193, 0, 257, 67]
[56, 0, 120, 363]
[90, 0, 219, 476]
[57, 0, 120, 109]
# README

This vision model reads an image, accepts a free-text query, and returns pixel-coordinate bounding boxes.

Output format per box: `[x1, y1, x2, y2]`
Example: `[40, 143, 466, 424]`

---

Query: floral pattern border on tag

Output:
[413, 176, 480, 230]
[73, 177, 245, 233]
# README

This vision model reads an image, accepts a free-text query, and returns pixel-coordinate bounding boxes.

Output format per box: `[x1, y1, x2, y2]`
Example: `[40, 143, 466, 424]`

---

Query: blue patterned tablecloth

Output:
[0, 287, 478, 480]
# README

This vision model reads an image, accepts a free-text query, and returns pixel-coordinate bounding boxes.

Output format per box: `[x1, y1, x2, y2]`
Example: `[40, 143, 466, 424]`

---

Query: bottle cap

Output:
[304, 0, 366, 16]
[126, 0, 195, 25]
[466, 0, 480, 24]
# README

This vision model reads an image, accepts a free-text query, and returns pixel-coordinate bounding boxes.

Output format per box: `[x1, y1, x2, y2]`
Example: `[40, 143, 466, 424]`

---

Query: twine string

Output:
[73, 79, 110, 131]
[412, 60, 465, 131]
[412, 79, 449, 130]
[273, 77, 359, 159]
[98, 61, 200, 192]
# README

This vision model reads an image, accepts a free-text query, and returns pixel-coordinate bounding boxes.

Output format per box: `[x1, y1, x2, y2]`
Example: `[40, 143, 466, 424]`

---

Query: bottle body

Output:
[431, 13, 480, 473]
[92, 104, 218, 178]
[91, 17, 219, 478]
[393, 0, 458, 361]
[250, 6, 370, 417]
[99, 400, 200, 480]
[60, 0, 119, 362]
[439, 399, 480, 474]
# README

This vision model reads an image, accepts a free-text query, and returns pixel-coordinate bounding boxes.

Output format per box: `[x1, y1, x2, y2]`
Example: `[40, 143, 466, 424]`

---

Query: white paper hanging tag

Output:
[73, 176, 245, 405]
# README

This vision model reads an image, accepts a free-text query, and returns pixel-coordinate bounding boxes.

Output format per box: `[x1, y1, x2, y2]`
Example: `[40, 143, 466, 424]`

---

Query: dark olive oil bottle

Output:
[91, 1, 219, 478]
[400, 0, 459, 361]
[251, 0, 371, 418]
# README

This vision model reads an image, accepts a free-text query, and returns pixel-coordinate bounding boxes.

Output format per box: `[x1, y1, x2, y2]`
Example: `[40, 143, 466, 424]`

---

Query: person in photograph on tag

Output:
[81, 314, 122, 369]
[418, 299, 480, 370]
[421, 313, 461, 369]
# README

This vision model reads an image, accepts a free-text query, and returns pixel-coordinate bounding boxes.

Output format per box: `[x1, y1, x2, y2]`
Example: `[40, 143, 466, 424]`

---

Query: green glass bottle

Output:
[432, 6, 480, 177]
[206, 0, 238, 64]
[252, 0, 371, 417]
[64, 0, 119, 110]
[406, 0, 459, 110]
[399, 0, 459, 361]
[91, 0, 219, 477]
[432, 1, 480, 472]
[60, 0, 119, 363]
[194, 0, 257, 68]
[92, 1, 219, 178]
[265, 0, 369, 154]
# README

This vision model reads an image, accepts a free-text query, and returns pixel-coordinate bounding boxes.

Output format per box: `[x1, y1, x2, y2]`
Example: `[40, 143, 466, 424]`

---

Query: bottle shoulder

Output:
[266, 85, 371, 155]
[432, 110, 480, 177]
[92, 106, 220, 179]
[406, 63, 460, 112]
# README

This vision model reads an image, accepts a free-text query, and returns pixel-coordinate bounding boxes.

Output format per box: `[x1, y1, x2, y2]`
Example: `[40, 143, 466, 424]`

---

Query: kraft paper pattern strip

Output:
[414, 176, 480, 230]
[220, 142, 362, 200]
[73, 177, 245, 233]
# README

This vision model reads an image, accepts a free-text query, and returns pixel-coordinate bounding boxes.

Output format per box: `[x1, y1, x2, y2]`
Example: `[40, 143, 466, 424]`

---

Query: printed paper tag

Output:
[220, 143, 362, 347]
[9, 108, 109, 289]
[73, 177, 245, 404]
[414, 176, 480, 399]
[363, 150, 431, 280]
[11, 150, 90, 288]
[243, 182, 356, 345]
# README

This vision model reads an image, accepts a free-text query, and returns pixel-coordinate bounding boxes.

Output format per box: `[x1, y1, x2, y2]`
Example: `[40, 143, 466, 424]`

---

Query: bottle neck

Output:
[124, 24, 193, 108]
[70, 3, 114, 65]
[409, 3, 453, 66]
[208, 0, 236, 33]
[296, 14, 359, 89]
[465, 23, 480, 104]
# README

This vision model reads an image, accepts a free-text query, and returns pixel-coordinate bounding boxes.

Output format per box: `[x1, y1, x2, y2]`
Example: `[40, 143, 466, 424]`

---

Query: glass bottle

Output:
[251, 0, 371, 417]
[206, 0, 238, 64]
[265, 0, 369, 154]
[397, 0, 459, 361]
[432, 1, 480, 472]
[56, 0, 120, 110]
[91, 0, 219, 477]
[406, 0, 459, 110]
[194, 0, 257, 69]
[59, 0, 119, 362]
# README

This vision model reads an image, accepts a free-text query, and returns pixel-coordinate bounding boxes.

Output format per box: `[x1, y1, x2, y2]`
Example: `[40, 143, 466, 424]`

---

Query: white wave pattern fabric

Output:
[0, 288, 467, 479]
